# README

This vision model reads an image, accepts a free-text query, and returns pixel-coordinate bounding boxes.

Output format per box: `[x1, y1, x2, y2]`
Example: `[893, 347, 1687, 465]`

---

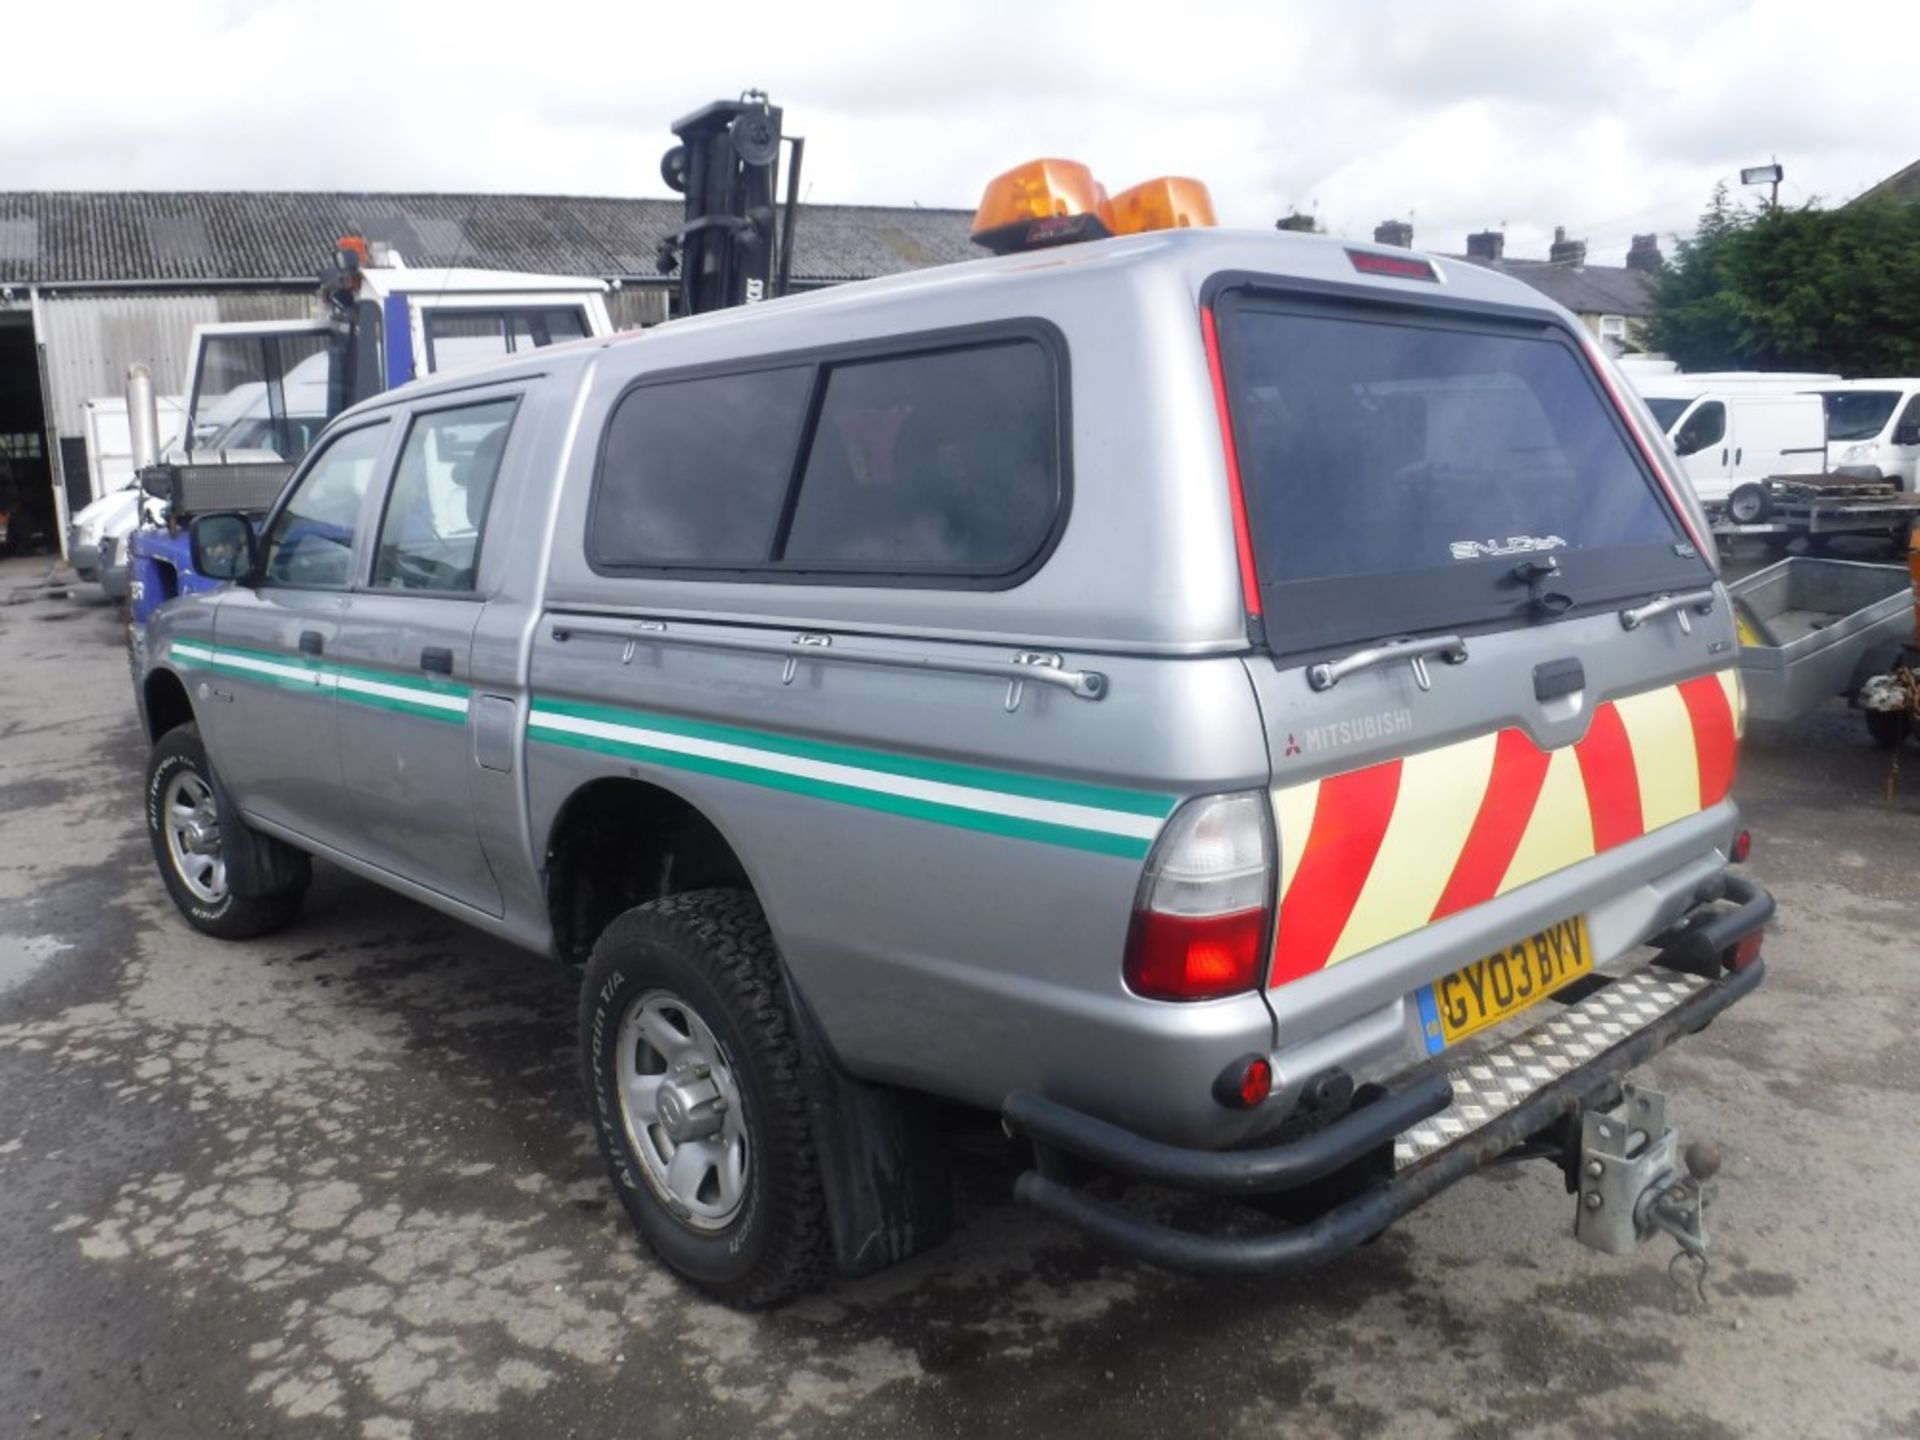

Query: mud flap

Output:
[785, 988, 954, 1277]
[206, 762, 310, 899]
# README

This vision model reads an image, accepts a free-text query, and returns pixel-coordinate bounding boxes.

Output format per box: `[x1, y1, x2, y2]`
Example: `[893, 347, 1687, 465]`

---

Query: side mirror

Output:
[1893, 422, 1920, 447]
[189, 512, 259, 584]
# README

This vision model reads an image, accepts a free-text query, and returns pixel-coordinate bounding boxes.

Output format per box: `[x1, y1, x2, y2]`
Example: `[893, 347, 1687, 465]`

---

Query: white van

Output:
[1812, 381, 1920, 491]
[1636, 383, 1827, 520]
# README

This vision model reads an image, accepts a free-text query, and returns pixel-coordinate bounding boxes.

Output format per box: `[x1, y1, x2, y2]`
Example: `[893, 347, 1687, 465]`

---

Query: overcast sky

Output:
[9, 0, 1917, 265]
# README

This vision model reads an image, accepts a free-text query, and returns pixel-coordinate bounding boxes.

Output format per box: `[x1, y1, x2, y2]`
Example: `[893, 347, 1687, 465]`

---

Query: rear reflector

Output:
[1346, 248, 1438, 282]
[1213, 1053, 1273, 1109]
[1731, 829, 1751, 864]
[1124, 792, 1274, 1002]
[1725, 932, 1763, 972]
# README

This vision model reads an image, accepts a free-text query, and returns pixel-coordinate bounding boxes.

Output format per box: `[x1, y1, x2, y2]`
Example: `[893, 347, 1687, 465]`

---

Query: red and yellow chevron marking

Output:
[1269, 671, 1742, 989]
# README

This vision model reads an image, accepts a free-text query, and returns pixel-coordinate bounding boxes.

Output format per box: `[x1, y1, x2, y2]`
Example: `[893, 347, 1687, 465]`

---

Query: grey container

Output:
[1729, 558, 1914, 721]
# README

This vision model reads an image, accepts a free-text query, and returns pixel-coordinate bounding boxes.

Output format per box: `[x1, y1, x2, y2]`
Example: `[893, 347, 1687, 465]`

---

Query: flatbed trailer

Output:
[1710, 475, 1920, 543]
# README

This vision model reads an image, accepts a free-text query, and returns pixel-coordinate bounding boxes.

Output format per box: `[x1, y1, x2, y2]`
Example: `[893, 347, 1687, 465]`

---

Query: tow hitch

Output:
[1574, 1085, 1721, 1305]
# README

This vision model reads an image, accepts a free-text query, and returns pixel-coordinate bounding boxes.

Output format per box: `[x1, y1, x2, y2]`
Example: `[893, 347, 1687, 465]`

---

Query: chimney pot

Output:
[1372, 219, 1414, 248]
[1627, 233, 1662, 272]
[1466, 229, 1505, 261]
[1549, 226, 1587, 266]
[1275, 211, 1318, 233]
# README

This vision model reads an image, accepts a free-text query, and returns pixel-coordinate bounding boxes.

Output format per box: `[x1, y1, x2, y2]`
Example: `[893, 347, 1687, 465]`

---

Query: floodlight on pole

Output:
[1741, 162, 1783, 210]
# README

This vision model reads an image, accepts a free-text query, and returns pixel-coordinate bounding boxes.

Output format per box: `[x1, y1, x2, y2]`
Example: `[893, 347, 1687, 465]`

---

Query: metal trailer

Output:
[1727, 557, 1916, 721]
[1710, 477, 1920, 544]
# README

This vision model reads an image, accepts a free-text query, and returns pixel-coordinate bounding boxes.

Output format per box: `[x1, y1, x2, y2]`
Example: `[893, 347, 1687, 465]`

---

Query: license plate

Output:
[1417, 916, 1593, 1054]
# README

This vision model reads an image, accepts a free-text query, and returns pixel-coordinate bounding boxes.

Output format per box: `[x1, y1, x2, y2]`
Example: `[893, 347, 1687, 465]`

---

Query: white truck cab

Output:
[1813, 380, 1920, 490]
[1635, 379, 1827, 519]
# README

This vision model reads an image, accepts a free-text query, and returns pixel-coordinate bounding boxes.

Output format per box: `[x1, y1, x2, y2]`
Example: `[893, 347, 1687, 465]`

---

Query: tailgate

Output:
[1209, 278, 1741, 1002]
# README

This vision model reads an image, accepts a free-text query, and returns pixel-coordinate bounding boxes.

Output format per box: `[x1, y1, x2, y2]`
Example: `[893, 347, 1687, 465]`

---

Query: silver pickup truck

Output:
[138, 224, 1770, 1307]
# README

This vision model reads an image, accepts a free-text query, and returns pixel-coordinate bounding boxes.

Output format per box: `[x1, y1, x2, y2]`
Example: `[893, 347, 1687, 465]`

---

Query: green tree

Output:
[1647, 188, 1920, 376]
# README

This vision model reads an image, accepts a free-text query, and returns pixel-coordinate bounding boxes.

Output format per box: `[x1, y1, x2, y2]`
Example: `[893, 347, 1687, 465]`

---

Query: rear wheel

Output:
[581, 889, 827, 1308]
[145, 724, 305, 939]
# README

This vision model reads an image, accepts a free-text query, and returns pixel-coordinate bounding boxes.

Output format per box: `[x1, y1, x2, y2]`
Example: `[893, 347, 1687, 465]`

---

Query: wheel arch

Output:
[543, 775, 769, 967]
[143, 664, 197, 743]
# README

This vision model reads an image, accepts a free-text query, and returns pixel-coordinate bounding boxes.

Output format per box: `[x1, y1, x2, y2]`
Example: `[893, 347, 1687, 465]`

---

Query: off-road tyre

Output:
[581, 888, 827, 1308]
[144, 723, 305, 939]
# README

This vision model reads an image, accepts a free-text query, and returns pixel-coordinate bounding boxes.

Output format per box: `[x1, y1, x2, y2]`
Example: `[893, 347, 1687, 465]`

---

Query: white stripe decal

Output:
[333, 672, 469, 714]
[172, 644, 467, 712]
[528, 709, 1161, 840]
[192, 647, 335, 690]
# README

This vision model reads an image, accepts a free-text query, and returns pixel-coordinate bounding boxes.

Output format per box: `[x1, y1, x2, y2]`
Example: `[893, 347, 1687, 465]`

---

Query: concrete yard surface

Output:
[2, 551, 1917, 1439]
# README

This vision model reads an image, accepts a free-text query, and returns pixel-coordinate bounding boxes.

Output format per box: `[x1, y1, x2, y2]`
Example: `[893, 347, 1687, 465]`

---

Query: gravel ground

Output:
[2, 552, 1917, 1440]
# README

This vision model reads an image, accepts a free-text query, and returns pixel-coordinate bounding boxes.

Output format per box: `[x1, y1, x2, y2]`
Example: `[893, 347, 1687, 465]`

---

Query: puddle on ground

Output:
[0, 933, 72, 993]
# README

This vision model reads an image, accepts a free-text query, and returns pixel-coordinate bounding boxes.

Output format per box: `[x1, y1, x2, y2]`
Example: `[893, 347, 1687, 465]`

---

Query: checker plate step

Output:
[1394, 968, 1709, 1170]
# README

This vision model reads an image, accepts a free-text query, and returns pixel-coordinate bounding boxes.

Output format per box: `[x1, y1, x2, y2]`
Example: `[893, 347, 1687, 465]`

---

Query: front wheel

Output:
[145, 724, 305, 939]
[581, 889, 827, 1308]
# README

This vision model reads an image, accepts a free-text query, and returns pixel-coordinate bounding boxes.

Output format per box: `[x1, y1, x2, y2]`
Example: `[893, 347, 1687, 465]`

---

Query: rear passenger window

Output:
[588, 332, 1064, 582]
[371, 399, 516, 593]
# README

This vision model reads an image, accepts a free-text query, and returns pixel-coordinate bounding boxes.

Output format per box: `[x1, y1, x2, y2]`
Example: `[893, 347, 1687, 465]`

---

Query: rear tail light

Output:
[1124, 792, 1274, 1001]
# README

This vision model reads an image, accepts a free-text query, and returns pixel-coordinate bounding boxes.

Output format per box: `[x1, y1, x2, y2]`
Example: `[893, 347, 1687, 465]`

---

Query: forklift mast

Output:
[658, 91, 804, 317]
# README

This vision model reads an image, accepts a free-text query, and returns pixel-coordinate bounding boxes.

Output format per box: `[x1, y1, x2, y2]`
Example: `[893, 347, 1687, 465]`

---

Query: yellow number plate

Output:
[1418, 916, 1593, 1053]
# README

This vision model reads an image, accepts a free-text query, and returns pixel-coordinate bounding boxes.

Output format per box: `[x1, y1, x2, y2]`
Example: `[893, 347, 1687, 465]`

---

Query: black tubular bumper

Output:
[1004, 876, 1772, 1277]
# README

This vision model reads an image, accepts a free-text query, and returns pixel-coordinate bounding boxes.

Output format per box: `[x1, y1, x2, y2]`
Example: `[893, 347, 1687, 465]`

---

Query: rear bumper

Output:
[1003, 875, 1771, 1276]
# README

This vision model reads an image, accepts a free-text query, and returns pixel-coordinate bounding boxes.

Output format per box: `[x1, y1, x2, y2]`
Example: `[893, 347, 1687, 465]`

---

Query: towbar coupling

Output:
[1619, 588, 1718, 634]
[1307, 635, 1469, 693]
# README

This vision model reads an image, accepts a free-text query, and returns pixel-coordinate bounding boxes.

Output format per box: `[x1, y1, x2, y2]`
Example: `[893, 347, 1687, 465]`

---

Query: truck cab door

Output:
[325, 395, 521, 917]
[204, 418, 395, 844]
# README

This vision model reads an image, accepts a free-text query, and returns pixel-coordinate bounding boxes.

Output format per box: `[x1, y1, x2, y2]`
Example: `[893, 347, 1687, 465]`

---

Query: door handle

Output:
[298, 630, 324, 656]
[1735, 448, 1743, 465]
[420, 646, 454, 675]
[1720, 448, 1728, 466]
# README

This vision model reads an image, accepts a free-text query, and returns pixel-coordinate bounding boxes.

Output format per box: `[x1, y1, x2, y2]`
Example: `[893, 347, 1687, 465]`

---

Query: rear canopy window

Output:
[589, 334, 1063, 582]
[1215, 292, 1706, 655]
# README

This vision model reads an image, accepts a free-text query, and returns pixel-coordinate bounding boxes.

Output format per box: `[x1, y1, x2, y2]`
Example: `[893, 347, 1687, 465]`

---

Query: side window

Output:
[593, 366, 814, 565]
[1673, 401, 1725, 457]
[588, 332, 1064, 582]
[782, 342, 1058, 571]
[260, 421, 390, 588]
[425, 308, 591, 373]
[371, 400, 517, 592]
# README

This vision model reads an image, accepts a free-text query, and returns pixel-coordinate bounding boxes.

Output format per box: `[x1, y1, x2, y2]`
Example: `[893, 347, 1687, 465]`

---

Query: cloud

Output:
[6, 0, 1918, 264]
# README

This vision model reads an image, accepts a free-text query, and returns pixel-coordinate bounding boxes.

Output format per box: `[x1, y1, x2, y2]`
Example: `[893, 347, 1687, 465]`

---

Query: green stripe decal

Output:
[527, 698, 1171, 860]
[168, 640, 471, 725]
[530, 694, 1176, 818]
[167, 640, 1170, 858]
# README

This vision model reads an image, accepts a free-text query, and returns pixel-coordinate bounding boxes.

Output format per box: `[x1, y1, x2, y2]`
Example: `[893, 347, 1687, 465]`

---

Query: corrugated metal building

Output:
[0, 190, 979, 553]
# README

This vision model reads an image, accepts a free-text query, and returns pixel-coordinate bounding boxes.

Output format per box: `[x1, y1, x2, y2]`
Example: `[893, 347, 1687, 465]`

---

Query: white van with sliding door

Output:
[1636, 382, 1828, 522]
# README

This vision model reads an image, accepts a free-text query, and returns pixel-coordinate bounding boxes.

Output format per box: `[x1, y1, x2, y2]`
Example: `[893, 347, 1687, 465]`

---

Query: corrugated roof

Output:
[1451, 253, 1655, 318]
[0, 191, 982, 287]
